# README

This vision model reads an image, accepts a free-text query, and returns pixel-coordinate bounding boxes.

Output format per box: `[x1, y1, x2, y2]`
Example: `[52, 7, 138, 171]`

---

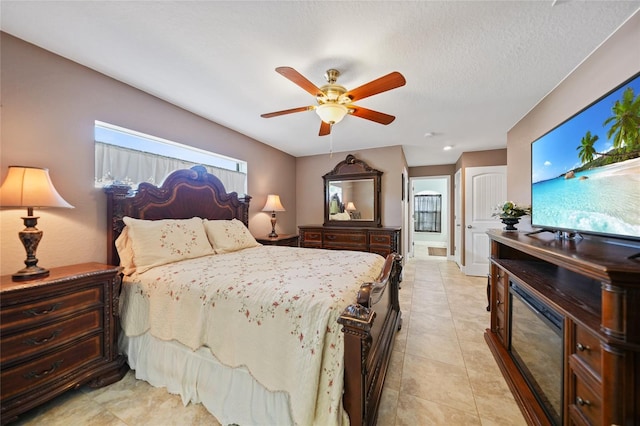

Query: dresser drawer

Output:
[1, 309, 102, 367]
[1, 287, 103, 333]
[323, 231, 367, 245]
[1, 334, 103, 401]
[302, 231, 322, 242]
[369, 233, 392, 246]
[572, 324, 601, 378]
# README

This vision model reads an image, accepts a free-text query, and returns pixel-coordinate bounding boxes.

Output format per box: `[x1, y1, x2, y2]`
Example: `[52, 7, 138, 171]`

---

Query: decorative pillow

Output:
[122, 216, 214, 273]
[115, 227, 136, 276]
[203, 218, 261, 254]
[331, 212, 352, 221]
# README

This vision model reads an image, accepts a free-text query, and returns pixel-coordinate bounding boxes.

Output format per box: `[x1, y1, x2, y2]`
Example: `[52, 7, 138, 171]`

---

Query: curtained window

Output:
[94, 122, 247, 194]
[414, 194, 442, 232]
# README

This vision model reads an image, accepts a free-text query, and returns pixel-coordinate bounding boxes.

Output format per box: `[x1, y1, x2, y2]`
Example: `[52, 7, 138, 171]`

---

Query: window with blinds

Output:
[94, 121, 247, 194]
[414, 194, 442, 232]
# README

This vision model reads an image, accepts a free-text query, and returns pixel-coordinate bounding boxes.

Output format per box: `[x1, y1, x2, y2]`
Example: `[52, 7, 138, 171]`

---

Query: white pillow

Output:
[331, 212, 351, 221]
[203, 218, 260, 254]
[122, 216, 214, 273]
[114, 227, 136, 276]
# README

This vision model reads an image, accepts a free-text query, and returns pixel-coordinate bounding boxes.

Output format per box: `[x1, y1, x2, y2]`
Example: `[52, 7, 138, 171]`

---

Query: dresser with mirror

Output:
[299, 154, 400, 257]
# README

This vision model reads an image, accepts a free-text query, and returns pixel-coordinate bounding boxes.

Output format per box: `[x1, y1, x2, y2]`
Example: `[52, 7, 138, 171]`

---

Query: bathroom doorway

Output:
[409, 176, 450, 259]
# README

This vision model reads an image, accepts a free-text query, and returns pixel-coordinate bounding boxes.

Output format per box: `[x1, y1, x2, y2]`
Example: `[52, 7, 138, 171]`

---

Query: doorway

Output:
[409, 176, 450, 259]
[463, 166, 506, 276]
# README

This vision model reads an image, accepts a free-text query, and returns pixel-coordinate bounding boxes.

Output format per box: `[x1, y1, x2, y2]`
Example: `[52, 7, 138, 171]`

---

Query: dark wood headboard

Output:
[104, 166, 251, 266]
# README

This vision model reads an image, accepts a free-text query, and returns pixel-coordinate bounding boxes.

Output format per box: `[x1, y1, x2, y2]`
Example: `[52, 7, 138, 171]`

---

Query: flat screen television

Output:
[531, 72, 640, 243]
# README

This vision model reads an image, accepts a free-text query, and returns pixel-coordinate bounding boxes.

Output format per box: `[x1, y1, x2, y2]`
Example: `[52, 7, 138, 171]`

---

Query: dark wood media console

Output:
[485, 230, 639, 425]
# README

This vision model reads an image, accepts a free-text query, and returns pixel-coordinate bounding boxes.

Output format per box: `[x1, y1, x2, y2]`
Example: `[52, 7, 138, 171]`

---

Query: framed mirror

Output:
[323, 154, 382, 227]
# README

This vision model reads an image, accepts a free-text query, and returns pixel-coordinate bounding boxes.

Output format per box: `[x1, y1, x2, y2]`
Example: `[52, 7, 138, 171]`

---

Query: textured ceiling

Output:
[2, 1, 639, 166]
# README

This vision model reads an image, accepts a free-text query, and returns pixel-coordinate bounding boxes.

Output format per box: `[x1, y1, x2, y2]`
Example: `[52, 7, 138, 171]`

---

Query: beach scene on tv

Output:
[531, 74, 640, 240]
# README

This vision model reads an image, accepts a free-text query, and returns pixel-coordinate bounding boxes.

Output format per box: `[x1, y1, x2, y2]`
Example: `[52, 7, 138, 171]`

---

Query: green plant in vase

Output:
[493, 201, 531, 231]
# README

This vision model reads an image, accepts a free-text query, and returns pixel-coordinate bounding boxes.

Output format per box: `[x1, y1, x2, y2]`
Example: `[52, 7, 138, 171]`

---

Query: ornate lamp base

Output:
[12, 214, 49, 281]
[13, 265, 50, 281]
[268, 212, 278, 238]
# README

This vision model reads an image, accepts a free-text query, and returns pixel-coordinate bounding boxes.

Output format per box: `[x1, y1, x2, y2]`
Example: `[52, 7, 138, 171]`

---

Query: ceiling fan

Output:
[261, 67, 406, 136]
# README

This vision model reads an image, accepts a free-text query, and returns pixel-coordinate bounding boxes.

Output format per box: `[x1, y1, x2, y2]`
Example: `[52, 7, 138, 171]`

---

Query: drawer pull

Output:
[496, 300, 502, 305]
[23, 303, 63, 317]
[576, 396, 591, 407]
[576, 343, 590, 352]
[24, 329, 62, 346]
[326, 235, 336, 240]
[23, 360, 63, 380]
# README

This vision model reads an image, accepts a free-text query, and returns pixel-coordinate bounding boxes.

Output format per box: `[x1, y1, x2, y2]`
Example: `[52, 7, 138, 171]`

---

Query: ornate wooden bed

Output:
[104, 166, 402, 426]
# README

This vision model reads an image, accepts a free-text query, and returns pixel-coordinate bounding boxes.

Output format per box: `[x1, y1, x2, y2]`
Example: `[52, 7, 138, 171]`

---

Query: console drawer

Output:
[572, 324, 601, 378]
[494, 308, 507, 345]
[569, 369, 602, 426]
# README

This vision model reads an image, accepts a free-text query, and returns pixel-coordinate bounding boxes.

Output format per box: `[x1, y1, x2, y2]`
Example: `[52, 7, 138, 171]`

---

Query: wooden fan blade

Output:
[345, 71, 406, 102]
[319, 120, 331, 136]
[261, 106, 313, 118]
[276, 67, 323, 97]
[349, 106, 396, 125]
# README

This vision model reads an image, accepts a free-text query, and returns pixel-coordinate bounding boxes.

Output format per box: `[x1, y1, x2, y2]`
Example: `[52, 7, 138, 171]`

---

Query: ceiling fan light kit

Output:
[316, 103, 348, 124]
[261, 66, 406, 136]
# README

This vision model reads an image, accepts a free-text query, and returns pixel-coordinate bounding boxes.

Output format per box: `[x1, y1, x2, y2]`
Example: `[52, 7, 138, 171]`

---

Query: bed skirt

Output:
[119, 332, 294, 425]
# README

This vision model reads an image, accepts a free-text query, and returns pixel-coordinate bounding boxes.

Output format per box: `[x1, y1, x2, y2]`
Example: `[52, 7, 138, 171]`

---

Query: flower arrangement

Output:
[493, 201, 531, 219]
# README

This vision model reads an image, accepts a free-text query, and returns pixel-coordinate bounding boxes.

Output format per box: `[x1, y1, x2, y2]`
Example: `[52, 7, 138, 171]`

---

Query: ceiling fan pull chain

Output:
[329, 126, 334, 157]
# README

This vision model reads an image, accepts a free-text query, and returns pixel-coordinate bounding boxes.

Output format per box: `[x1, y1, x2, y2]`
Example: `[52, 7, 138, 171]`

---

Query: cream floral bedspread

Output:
[120, 245, 385, 426]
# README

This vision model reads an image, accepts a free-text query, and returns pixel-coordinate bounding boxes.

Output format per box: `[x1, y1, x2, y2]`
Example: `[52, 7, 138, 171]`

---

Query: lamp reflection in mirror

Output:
[346, 202, 356, 211]
[262, 194, 285, 238]
[0, 166, 74, 281]
[316, 103, 348, 124]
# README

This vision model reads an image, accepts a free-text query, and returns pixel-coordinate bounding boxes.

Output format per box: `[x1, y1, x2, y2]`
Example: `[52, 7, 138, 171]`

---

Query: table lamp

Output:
[262, 194, 285, 238]
[0, 166, 74, 281]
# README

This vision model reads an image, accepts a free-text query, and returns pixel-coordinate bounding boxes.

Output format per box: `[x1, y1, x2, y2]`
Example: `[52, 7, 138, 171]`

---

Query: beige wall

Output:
[296, 146, 406, 228]
[0, 33, 297, 274]
[507, 11, 640, 203]
[408, 164, 455, 178]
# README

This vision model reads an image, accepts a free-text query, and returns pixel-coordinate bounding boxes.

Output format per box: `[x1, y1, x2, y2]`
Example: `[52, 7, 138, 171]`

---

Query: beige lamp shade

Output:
[262, 194, 285, 212]
[0, 166, 74, 209]
[1, 166, 74, 281]
[346, 202, 356, 211]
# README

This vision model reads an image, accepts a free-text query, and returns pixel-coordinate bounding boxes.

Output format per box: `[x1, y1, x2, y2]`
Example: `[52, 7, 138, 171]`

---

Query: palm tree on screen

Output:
[577, 131, 599, 164]
[603, 87, 640, 152]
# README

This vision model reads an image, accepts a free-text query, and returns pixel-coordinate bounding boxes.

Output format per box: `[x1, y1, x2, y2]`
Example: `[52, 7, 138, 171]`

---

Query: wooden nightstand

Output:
[256, 234, 299, 247]
[0, 263, 128, 424]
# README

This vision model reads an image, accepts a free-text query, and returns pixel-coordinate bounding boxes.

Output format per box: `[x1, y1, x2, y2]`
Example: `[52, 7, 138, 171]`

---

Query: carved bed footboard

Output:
[339, 253, 403, 426]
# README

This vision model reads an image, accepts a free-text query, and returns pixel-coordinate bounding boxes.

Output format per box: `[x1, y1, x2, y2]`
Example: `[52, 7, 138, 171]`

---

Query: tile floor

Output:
[14, 252, 526, 425]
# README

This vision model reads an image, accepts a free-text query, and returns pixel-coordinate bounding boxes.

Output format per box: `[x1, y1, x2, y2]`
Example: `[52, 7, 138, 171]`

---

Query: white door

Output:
[464, 166, 506, 276]
[454, 169, 462, 268]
